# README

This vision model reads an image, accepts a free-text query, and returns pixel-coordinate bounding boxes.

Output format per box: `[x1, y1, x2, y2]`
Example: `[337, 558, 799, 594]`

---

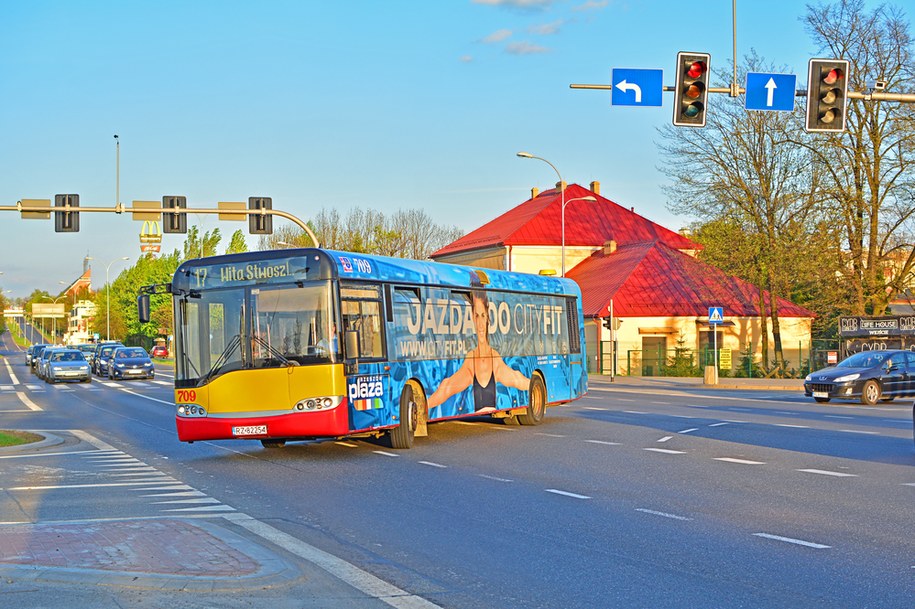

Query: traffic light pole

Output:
[570, 82, 915, 103]
[0, 201, 321, 248]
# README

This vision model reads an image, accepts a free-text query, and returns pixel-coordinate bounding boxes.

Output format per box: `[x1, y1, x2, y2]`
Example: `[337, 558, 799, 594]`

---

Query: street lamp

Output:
[517, 152, 593, 277]
[105, 257, 130, 341]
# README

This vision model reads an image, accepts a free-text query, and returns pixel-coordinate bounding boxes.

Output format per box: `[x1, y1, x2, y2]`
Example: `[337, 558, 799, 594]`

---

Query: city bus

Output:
[139, 248, 588, 449]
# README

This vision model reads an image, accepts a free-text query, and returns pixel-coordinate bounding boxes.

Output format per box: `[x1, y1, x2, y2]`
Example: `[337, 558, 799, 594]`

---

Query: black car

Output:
[107, 346, 155, 380]
[804, 349, 915, 405]
[93, 342, 124, 376]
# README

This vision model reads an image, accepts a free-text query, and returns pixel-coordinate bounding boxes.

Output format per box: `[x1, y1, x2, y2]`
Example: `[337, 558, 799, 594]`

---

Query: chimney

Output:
[603, 240, 617, 255]
[590, 180, 601, 195]
[556, 180, 567, 192]
[531, 187, 540, 199]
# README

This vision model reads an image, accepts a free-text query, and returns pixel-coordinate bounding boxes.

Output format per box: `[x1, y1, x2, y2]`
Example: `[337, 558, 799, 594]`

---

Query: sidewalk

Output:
[588, 373, 804, 392]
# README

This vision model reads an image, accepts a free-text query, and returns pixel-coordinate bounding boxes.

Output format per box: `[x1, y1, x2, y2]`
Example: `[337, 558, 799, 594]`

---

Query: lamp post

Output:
[42, 295, 66, 343]
[517, 152, 594, 277]
[114, 134, 120, 208]
[105, 257, 130, 341]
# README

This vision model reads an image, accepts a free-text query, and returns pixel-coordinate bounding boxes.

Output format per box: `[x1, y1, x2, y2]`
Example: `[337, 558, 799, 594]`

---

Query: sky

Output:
[0, 0, 839, 299]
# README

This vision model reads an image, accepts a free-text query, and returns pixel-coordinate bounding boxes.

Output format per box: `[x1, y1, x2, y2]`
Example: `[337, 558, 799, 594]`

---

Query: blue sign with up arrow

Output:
[745, 72, 797, 112]
[611, 68, 663, 107]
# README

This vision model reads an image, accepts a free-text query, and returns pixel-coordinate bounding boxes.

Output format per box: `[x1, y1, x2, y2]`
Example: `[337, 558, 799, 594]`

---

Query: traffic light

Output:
[248, 197, 273, 235]
[805, 58, 849, 133]
[673, 52, 711, 127]
[603, 318, 613, 331]
[54, 194, 79, 232]
[162, 195, 188, 234]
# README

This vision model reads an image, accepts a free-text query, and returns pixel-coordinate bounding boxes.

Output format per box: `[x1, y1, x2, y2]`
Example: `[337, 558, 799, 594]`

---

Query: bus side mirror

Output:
[138, 294, 151, 324]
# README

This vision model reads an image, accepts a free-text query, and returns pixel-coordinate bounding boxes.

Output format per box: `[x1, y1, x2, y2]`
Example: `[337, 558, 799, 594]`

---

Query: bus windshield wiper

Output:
[252, 335, 292, 366]
[203, 334, 241, 382]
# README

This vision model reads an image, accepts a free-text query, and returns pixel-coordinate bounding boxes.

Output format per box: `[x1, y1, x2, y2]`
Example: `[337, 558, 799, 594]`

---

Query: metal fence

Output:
[596, 339, 841, 378]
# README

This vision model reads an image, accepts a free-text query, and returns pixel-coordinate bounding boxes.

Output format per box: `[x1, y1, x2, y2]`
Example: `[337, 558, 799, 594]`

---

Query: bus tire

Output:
[390, 383, 418, 449]
[518, 375, 546, 426]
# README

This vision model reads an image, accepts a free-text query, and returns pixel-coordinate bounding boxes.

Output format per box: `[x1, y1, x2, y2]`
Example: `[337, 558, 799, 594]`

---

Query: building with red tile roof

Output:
[431, 182, 814, 376]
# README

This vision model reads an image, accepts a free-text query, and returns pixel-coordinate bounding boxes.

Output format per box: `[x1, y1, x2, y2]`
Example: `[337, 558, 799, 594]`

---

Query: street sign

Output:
[745, 72, 797, 111]
[611, 68, 663, 107]
[708, 307, 724, 325]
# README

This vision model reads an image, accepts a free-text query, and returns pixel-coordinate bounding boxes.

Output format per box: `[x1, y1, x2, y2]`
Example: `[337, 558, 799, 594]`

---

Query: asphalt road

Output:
[1, 329, 913, 608]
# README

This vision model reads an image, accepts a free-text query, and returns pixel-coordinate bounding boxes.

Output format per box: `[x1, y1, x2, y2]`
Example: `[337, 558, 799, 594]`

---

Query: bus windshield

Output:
[175, 280, 339, 386]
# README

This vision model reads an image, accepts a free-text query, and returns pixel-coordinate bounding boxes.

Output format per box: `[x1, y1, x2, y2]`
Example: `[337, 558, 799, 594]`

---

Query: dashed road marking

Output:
[678, 428, 699, 434]
[753, 533, 831, 549]
[419, 461, 447, 468]
[644, 448, 686, 455]
[584, 440, 620, 446]
[838, 429, 879, 435]
[545, 489, 591, 500]
[715, 457, 766, 465]
[797, 469, 857, 478]
[635, 508, 691, 521]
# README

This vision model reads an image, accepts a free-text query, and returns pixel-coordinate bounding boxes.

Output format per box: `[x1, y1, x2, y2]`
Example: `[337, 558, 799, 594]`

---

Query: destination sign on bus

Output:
[189, 259, 297, 289]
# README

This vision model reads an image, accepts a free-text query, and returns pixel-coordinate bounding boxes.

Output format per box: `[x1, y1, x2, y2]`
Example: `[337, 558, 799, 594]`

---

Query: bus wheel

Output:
[518, 375, 546, 426]
[390, 384, 418, 449]
[261, 439, 286, 448]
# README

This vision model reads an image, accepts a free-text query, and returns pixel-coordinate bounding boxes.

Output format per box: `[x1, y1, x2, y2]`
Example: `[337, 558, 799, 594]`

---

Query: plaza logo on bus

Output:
[348, 374, 385, 411]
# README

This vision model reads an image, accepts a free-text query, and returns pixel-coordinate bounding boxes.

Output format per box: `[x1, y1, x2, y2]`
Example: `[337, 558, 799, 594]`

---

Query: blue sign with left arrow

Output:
[611, 68, 663, 107]
[745, 72, 797, 112]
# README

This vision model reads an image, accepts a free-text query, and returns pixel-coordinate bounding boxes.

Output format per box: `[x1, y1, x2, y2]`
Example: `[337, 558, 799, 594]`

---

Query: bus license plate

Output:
[232, 425, 267, 436]
[812, 391, 829, 399]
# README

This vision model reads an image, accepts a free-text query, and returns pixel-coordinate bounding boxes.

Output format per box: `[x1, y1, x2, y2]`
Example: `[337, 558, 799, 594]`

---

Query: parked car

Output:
[150, 345, 169, 358]
[804, 349, 915, 405]
[107, 346, 155, 380]
[93, 342, 124, 376]
[45, 349, 92, 384]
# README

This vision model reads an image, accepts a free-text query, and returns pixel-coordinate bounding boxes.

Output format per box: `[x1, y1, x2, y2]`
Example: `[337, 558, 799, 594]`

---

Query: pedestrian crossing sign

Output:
[708, 307, 724, 325]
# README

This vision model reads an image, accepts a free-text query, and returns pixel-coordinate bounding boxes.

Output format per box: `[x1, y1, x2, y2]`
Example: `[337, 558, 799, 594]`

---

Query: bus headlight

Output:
[177, 404, 207, 417]
[293, 396, 342, 412]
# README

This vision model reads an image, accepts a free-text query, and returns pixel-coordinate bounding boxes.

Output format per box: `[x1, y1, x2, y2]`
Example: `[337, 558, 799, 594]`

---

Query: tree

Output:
[225, 229, 248, 254]
[182, 226, 222, 260]
[799, 0, 915, 315]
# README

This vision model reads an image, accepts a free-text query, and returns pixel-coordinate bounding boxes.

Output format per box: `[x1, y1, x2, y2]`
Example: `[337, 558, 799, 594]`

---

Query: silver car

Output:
[45, 349, 92, 384]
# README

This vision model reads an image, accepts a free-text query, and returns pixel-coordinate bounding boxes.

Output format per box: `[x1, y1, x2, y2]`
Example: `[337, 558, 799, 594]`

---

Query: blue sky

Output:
[0, 0, 832, 298]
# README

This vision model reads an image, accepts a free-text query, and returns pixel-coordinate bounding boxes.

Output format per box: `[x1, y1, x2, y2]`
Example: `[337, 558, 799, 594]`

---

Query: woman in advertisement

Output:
[426, 287, 530, 413]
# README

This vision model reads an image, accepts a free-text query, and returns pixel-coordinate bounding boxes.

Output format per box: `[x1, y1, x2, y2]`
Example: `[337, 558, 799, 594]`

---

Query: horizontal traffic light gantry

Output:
[806, 58, 850, 133]
[673, 52, 711, 127]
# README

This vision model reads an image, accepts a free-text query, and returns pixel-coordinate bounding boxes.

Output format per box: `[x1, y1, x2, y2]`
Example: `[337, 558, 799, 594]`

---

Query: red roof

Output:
[431, 183, 700, 257]
[571, 241, 816, 319]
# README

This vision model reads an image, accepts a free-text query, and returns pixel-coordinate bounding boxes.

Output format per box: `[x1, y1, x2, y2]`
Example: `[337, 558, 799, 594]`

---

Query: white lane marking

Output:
[3, 359, 19, 384]
[162, 504, 236, 513]
[131, 485, 193, 492]
[715, 457, 766, 465]
[153, 497, 222, 505]
[635, 508, 691, 521]
[1, 481, 181, 491]
[335, 441, 359, 448]
[670, 414, 697, 419]
[623, 410, 647, 414]
[644, 448, 686, 455]
[419, 461, 447, 468]
[825, 415, 854, 420]
[15, 391, 42, 411]
[373, 451, 399, 458]
[774, 424, 810, 428]
[709, 422, 729, 427]
[584, 440, 621, 446]
[797, 469, 858, 478]
[152, 380, 173, 386]
[903, 483, 915, 487]
[657, 436, 673, 443]
[838, 429, 880, 435]
[226, 513, 444, 609]
[142, 491, 207, 498]
[583, 406, 607, 411]
[479, 474, 513, 483]
[753, 533, 831, 549]
[678, 428, 698, 434]
[116, 388, 174, 406]
[535, 433, 565, 438]
[545, 489, 591, 500]
[0, 449, 109, 460]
